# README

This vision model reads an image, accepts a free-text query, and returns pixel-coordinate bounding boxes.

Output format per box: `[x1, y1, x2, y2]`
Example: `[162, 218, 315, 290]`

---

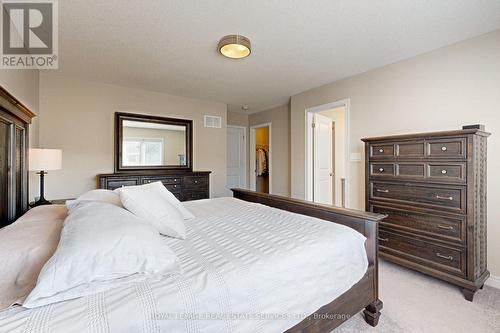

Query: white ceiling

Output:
[54, 1, 500, 113]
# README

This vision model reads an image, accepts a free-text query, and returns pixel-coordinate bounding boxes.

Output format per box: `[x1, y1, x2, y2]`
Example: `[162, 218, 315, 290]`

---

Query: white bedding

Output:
[0, 197, 368, 333]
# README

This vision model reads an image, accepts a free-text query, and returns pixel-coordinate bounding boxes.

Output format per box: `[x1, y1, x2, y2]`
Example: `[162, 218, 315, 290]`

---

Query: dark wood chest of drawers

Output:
[363, 125, 490, 301]
[98, 171, 211, 202]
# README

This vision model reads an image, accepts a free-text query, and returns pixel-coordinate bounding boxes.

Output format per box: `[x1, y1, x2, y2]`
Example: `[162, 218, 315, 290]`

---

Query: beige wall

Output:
[291, 30, 500, 277]
[227, 111, 249, 128]
[249, 104, 290, 196]
[38, 73, 227, 199]
[0, 70, 40, 147]
[0, 71, 39, 115]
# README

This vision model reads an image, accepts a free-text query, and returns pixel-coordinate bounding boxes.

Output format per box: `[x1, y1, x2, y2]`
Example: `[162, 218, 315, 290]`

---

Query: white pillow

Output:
[23, 201, 180, 308]
[66, 189, 123, 209]
[115, 181, 188, 239]
[162, 188, 195, 220]
[0, 206, 66, 310]
[116, 182, 194, 220]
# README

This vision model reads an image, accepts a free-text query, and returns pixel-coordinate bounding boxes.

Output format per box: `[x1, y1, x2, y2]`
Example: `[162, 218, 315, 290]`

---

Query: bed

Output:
[0, 188, 385, 332]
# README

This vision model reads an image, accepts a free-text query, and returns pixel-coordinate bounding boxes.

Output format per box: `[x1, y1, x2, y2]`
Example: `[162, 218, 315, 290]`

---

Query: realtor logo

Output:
[1, 0, 58, 69]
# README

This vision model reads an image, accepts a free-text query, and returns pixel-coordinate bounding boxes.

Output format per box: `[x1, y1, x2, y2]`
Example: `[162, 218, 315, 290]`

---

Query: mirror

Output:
[115, 113, 192, 172]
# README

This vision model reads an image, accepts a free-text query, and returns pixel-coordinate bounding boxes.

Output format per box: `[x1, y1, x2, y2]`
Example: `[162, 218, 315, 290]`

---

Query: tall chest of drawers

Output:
[362, 125, 490, 301]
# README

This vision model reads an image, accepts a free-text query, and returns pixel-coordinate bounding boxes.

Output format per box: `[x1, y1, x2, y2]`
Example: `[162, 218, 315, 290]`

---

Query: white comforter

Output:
[0, 197, 368, 333]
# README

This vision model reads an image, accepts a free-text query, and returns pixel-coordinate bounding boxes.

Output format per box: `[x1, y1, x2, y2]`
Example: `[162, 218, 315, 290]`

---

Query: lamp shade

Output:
[29, 148, 62, 171]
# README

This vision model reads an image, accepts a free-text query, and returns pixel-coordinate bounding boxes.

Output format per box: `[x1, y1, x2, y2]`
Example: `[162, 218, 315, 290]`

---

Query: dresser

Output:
[0, 87, 35, 226]
[98, 171, 211, 202]
[362, 125, 489, 301]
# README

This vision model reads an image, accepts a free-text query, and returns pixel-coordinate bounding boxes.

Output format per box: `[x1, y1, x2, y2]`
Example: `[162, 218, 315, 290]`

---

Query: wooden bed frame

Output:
[232, 188, 386, 332]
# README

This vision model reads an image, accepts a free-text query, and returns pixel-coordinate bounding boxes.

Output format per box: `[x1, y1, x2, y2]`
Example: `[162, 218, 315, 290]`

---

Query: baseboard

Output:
[485, 274, 500, 289]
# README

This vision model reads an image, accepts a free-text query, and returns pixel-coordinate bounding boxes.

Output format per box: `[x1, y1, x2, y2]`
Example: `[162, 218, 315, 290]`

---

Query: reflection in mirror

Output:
[122, 120, 187, 167]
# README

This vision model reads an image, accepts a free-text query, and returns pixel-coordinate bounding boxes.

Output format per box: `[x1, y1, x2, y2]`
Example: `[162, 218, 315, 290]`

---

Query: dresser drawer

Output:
[427, 163, 466, 183]
[370, 182, 466, 213]
[142, 176, 182, 185]
[426, 138, 466, 159]
[379, 229, 466, 277]
[396, 163, 425, 178]
[395, 141, 425, 158]
[103, 177, 140, 190]
[184, 176, 208, 189]
[370, 144, 394, 158]
[183, 191, 208, 201]
[369, 162, 466, 184]
[165, 183, 182, 193]
[371, 204, 465, 244]
[171, 191, 183, 201]
[370, 163, 394, 177]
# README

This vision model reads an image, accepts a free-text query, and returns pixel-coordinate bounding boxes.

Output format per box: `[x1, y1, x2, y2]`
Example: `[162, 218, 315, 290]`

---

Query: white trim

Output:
[305, 112, 314, 201]
[485, 274, 500, 289]
[250, 123, 272, 194]
[305, 99, 351, 207]
[227, 125, 248, 189]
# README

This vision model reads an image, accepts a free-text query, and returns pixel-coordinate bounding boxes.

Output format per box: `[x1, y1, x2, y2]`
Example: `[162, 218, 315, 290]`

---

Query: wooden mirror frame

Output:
[115, 112, 193, 173]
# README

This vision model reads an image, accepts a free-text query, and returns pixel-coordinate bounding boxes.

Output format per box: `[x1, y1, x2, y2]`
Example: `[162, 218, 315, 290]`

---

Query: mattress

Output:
[0, 197, 368, 333]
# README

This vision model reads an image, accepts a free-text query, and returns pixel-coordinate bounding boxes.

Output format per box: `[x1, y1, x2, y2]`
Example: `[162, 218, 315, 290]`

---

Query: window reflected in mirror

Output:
[122, 120, 187, 167]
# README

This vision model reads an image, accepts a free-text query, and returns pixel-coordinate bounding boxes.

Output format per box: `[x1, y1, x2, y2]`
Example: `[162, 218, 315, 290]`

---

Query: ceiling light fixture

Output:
[218, 35, 251, 59]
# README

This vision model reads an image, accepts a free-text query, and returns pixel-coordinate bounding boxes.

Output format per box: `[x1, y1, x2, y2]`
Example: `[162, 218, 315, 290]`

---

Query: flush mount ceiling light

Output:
[218, 35, 251, 59]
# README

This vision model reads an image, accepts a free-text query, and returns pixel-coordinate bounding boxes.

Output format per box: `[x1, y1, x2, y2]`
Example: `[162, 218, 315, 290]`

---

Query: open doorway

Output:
[250, 123, 272, 194]
[305, 100, 349, 207]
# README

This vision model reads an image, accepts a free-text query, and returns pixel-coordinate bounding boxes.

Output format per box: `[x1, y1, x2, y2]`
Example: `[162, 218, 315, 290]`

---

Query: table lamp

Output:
[29, 148, 62, 207]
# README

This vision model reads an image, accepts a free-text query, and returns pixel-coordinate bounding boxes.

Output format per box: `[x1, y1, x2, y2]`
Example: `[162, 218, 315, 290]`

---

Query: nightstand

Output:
[29, 199, 74, 208]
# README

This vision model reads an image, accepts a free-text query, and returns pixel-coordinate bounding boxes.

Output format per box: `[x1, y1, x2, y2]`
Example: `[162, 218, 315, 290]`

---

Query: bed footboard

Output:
[231, 189, 386, 331]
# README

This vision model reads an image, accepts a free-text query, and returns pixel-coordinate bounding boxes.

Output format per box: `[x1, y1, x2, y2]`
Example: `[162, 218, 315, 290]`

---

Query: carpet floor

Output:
[334, 260, 500, 333]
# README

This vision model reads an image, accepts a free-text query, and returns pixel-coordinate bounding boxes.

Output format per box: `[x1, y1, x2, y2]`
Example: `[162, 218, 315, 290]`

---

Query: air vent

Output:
[204, 115, 222, 128]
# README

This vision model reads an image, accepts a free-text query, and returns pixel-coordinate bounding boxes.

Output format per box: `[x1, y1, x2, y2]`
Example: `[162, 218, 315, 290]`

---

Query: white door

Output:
[226, 127, 246, 196]
[313, 114, 333, 204]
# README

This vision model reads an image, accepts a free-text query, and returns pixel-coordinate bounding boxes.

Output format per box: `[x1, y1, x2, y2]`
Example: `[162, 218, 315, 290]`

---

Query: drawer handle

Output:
[378, 237, 389, 242]
[441, 146, 447, 152]
[378, 168, 384, 172]
[436, 253, 454, 261]
[437, 224, 454, 230]
[441, 169, 447, 174]
[376, 189, 389, 193]
[194, 180, 199, 184]
[378, 148, 384, 153]
[436, 195, 453, 201]
[173, 185, 177, 188]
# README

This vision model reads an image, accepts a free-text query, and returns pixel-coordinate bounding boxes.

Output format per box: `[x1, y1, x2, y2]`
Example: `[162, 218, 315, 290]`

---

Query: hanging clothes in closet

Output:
[256, 146, 269, 176]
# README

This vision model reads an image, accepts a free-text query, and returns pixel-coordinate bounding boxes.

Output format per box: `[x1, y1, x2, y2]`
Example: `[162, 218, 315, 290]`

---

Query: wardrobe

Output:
[0, 86, 35, 226]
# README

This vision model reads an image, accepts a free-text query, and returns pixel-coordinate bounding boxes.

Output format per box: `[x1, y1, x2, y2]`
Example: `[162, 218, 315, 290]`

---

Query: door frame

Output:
[250, 123, 272, 194]
[227, 125, 247, 190]
[305, 99, 350, 207]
